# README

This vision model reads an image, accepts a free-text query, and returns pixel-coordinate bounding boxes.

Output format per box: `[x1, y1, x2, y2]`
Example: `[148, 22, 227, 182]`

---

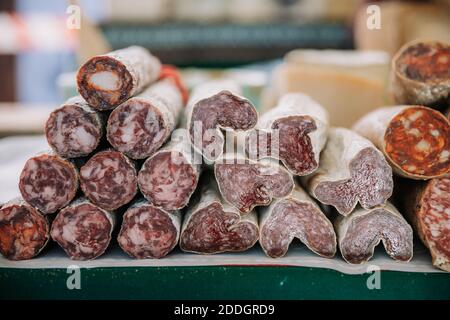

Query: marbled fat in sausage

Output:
[19, 152, 79, 214]
[118, 199, 181, 259]
[50, 198, 115, 260]
[77, 46, 161, 110]
[0, 198, 49, 260]
[259, 182, 336, 259]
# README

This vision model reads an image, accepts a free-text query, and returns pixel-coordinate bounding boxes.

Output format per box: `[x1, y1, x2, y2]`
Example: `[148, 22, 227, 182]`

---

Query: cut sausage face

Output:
[118, 204, 179, 259]
[19, 154, 78, 214]
[80, 151, 137, 211]
[339, 207, 413, 264]
[384, 106, 450, 178]
[51, 202, 113, 260]
[138, 151, 198, 211]
[0, 202, 49, 260]
[215, 159, 294, 214]
[180, 203, 259, 254]
[247, 115, 319, 175]
[314, 147, 393, 215]
[189, 90, 258, 161]
[107, 100, 166, 159]
[78, 57, 133, 109]
[397, 42, 450, 83]
[46, 104, 102, 158]
[260, 199, 336, 258]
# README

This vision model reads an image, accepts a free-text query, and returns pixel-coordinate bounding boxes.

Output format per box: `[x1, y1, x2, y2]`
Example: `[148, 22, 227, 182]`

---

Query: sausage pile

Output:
[1, 42, 449, 272]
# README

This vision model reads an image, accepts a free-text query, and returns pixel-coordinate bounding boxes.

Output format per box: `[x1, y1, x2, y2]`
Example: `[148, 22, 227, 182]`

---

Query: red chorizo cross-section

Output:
[118, 199, 181, 259]
[389, 40, 449, 107]
[259, 182, 336, 259]
[80, 150, 138, 211]
[107, 79, 183, 159]
[180, 174, 259, 254]
[335, 202, 413, 264]
[353, 105, 450, 180]
[0, 198, 49, 260]
[186, 81, 258, 162]
[214, 154, 294, 214]
[303, 127, 393, 216]
[246, 93, 329, 176]
[50, 198, 115, 260]
[138, 130, 201, 211]
[19, 152, 79, 214]
[397, 177, 450, 272]
[45, 96, 105, 158]
[77, 46, 161, 110]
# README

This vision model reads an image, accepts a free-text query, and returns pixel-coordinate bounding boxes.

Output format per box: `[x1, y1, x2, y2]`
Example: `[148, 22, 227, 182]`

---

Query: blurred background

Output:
[0, 0, 449, 136]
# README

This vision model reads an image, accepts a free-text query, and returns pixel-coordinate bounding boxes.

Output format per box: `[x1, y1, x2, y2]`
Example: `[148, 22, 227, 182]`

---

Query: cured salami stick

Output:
[45, 96, 105, 158]
[389, 40, 449, 108]
[107, 78, 183, 159]
[246, 93, 328, 176]
[186, 81, 258, 162]
[118, 199, 181, 259]
[335, 202, 413, 264]
[138, 130, 201, 211]
[214, 154, 294, 214]
[353, 105, 450, 180]
[396, 177, 450, 272]
[303, 128, 393, 216]
[19, 152, 79, 214]
[77, 46, 161, 110]
[51, 198, 115, 260]
[80, 150, 138, 211]
[0, 198, 49, 260]
[259, 182, 336, 259]
[180, 174, 259, 254]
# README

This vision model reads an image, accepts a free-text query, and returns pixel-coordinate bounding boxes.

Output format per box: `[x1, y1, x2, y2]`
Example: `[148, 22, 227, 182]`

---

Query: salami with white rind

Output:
[77, 46, 161, 110]
[0, 198, 50, 260]
[246, 93, 328, 176]
[303, 127, 393, 216]
[45, 96, 105, 158]
[80, 150, 138, 211]
[186, 80, 258, 162]
[19, 152, 79, 214]
[396, 177, 450, 272]
[259, 182, 336, 259]
[107, 79, 183, 159]
[389, 40, 450, 108]
[118, 199, 181, 259]
[335, 202, 413, 264]
[138, 130, 201, 211]
[51, 198, 115, 260]
[353, 105, 450, 179]
[214, 153, 294, 214]
[180, 174, 259, 254]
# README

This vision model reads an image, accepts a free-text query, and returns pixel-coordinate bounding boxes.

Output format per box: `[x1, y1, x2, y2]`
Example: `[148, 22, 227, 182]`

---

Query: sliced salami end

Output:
[0, 199, 49, 260]
[107, 80, 183, 159]
[336, 203, 413, 264]
[246, 93, 329, 176]
[384, 106, 450, 178]
[214, 155, 294, 214]
[19, 153, 78, 214]
[138, 151, 199, 211]
[180, 202, 259, 254]
[259, 184, 336, 259]
[77, 46, 161, 110]
[80, 150, 137, 211]
[51, 199, 114, 260]
[189, 90, 258, 161]
[391, 40, 449, 106]
[45, 97, 104, 158]
[118, 201, 180, 259]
